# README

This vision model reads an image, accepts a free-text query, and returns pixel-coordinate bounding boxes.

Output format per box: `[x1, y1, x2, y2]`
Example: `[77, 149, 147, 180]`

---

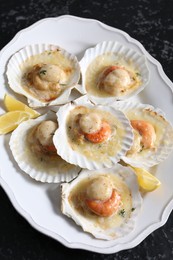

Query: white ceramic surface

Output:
[0, 15, 173, 254]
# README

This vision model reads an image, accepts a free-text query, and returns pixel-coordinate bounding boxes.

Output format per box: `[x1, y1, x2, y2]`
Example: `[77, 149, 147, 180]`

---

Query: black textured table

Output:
[0, 1, 173, 259]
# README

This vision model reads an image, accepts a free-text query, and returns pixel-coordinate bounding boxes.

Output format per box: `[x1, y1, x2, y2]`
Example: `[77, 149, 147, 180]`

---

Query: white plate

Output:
[0, 15, 173, 254]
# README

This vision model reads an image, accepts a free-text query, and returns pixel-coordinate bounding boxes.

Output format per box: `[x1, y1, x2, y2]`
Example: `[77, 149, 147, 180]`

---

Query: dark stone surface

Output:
[0, 0, 173, 259]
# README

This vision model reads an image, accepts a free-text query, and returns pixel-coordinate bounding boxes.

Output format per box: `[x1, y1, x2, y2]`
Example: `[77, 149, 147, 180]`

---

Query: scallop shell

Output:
[112, 100, 173, 168]
[53, 96, 133, 170]
[9, 111, 81, 183]
[6, 44, 80, 107]
[78, 41, 150, 105]
[61, 164, 142, 240]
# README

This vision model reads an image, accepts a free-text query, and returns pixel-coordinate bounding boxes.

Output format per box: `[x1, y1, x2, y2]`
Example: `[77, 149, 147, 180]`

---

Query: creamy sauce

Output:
[85, 53, 141, 98]
[20, 49, 75, 102]
[66, 106, 125, 163]
[68, 174, 132, 230]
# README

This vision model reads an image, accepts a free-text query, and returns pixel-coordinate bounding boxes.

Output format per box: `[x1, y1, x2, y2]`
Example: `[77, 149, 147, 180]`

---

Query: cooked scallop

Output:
[78, 41, 150, 105]
[6, 44, 80, 107]
[53, 96, 133, 170]
[112, 101, 173, 168]
[9, 111, 80, 183]
[61, 164, 142, 240]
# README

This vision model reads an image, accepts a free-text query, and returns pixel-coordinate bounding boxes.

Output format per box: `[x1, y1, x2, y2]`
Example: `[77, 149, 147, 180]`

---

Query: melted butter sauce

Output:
[66, 106, 125, 163]
[85, 53, 141, 97]
[20, 49, 74, 102]
[68, 174, 132, 230]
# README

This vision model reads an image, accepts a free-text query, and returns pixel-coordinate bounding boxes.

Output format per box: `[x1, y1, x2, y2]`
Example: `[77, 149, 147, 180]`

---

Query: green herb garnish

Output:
[118, 209, 125, 217]
[39, 70, 47, 75]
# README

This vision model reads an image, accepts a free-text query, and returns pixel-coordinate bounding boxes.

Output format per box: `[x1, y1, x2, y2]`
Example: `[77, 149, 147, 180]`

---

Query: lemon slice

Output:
[130, 166, 161, 192]
[4, 94, 40, 118]
[0, 111, 31, 135]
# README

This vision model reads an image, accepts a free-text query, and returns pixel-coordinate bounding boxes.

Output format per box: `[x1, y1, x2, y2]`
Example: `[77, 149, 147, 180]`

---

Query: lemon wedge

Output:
[130, 166, 161, 192]
[4, 94, 40, 118]
[0, 111, 31, 135]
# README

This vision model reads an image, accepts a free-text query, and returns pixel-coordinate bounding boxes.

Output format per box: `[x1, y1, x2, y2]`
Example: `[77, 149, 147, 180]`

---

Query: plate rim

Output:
[0, 15, 173, 254]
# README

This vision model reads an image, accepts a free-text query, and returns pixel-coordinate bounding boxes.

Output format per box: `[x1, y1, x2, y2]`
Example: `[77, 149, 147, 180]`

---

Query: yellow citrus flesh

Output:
[130, 166, 161, 192]
[4, 94, 40, 118]
[0, 111, 31, 135]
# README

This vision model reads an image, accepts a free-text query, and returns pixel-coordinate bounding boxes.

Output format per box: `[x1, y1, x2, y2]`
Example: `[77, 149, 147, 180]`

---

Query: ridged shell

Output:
[112, 100, 173, 168]
[53, 96, 134, 170]
[6, 44, 80, 107]
[78, 41, 150, 105]
[61, 164, 142, 240]
[9, 111, 81, 183]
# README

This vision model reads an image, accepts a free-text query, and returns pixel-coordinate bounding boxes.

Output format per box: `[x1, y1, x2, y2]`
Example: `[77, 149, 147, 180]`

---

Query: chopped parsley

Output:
[118, 209, 125, 217]
[39, 70, 47, 75]
[140, 144, 145, 152]
[131, 207, 135, 212]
